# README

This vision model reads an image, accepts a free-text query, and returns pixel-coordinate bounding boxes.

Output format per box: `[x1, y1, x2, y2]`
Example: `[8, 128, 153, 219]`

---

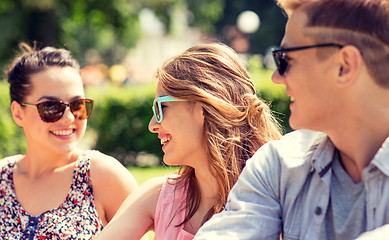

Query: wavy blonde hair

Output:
[156, 43, 282, 226]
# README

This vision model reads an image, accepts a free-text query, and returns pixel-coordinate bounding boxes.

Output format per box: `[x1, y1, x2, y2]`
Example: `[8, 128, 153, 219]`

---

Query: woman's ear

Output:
[193, 102, 205, 123]
[11, 101, 24, 127]
[337, 45, 362, 86]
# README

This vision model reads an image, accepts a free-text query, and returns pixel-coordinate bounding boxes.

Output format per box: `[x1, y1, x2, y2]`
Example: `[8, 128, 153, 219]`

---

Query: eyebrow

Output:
[37, 96, 84, 102]
[156, 95, 169, 99]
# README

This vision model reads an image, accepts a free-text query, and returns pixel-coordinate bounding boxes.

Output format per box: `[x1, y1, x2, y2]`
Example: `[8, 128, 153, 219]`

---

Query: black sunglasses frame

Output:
[272, 43, 344, 75]
[22, 98, 94, 123]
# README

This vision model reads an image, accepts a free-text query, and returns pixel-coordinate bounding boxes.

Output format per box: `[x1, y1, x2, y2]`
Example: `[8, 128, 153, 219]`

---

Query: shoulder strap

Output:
[69, 151, 93, 200]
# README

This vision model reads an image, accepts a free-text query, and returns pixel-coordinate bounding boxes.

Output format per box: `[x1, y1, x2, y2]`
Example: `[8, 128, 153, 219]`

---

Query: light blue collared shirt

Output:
[194, 130, 389, 240]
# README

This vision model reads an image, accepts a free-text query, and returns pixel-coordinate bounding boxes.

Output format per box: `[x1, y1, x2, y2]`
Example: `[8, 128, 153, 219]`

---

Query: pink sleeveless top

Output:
[154, 175, 194, 240]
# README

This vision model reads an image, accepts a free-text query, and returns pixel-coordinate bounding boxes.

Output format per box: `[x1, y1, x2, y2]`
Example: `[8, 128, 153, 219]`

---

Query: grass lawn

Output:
[127, 165, 180, 185]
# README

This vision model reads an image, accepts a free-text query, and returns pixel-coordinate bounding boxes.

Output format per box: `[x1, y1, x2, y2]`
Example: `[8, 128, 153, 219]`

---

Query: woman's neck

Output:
[17, 149, 79, 179]
[182, 166, 218, 235]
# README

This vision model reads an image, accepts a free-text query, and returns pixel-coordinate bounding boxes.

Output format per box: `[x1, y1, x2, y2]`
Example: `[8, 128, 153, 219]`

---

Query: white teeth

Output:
[290, 96, 296, 102]
[52, 129, 73, 136]
[160, 136, 171, 145]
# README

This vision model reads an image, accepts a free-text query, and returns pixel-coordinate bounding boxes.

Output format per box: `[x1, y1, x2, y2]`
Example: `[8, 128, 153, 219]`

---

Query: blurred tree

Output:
[139, 0, 224, 35]
[0, 0, 286, 74]
[186, 0, 225, 34]
[0, 0, 141, 69]
[215, 0, 287, 54]
[0, 0, 25, 71]
[57, 0, 141, 65]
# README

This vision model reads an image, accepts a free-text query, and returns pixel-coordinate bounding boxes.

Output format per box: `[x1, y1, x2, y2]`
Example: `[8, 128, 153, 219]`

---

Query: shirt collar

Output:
[367, 135, 389, 177]
[310, 134, 389, 178]
[309, 133, 335, 178]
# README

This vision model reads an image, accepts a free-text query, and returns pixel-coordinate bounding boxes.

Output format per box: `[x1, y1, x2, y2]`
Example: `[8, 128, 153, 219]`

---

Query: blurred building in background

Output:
[123, 7, 216, 84]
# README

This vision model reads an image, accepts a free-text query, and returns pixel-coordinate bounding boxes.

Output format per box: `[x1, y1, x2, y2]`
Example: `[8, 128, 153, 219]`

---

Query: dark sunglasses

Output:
[22, 98, 94, 123]
[272, 43, 343, 75]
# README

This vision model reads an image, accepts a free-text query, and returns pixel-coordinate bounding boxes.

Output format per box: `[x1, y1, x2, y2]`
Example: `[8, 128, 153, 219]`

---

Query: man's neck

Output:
[328, 125, 389, 183]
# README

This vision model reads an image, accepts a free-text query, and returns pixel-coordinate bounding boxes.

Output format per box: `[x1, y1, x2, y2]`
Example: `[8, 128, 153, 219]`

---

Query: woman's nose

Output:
[148, 115, 159, 133]
[60, 106, 76, 122]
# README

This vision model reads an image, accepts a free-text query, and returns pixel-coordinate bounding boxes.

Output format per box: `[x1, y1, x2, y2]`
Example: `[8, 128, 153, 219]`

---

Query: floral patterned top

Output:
[0, 151, 104, 240]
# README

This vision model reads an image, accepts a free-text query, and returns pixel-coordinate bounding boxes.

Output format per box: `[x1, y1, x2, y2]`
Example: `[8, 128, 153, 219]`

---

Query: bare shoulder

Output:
[0, 155, 23, 168]
[88, 150, 122, 168]
[88, 150, 132, 178]
[88, 150, 137, 184]
[87, 150, 138, 222]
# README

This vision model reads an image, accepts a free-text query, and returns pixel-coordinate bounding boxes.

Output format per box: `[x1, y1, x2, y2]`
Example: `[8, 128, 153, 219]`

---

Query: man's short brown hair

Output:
[277, 0, 389, 87]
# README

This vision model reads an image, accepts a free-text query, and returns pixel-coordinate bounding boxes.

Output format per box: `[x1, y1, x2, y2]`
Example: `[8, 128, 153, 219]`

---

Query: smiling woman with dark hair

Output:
[0, 43, 138, 239]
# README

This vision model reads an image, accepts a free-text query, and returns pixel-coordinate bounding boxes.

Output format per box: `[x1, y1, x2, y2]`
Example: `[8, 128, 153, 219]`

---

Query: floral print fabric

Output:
[0, 151, 104, 239]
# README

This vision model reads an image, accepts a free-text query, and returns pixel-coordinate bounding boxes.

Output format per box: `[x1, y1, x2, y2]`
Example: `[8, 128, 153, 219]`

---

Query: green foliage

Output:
[0, 81, 27, 159]
[0, 0, 142, 68]
[0, 0, 288, 70]
[85, 83, 163, 164]
[57, 0, 142, 65]
[0, 0, 225, 67]
[128, 165, 179, 184]
[215, 0, 287, 54]
[247, 55, 292, 133]
[187, 0, 225, 34]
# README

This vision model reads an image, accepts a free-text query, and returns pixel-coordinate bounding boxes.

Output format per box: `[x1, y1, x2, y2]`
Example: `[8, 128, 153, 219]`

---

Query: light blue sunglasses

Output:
[152, 96, 187, 123]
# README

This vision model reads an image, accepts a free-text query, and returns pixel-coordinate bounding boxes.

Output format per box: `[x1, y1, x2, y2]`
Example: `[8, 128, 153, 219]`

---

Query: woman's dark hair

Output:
[6, 43, 80, 103]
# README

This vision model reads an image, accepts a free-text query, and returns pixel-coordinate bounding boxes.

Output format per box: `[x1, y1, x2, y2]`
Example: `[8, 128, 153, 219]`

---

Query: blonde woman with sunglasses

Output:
[0, 43, 138, 239]
[97, 43, 282, 240]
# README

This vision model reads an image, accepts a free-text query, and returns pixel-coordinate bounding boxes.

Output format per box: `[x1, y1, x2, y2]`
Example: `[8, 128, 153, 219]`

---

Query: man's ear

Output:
[11, 101, 24, 127]
[337, 45, 362, 86]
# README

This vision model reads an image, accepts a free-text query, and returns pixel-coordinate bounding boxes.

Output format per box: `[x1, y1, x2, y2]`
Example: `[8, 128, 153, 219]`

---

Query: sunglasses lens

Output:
[154, 100, 162, 123]
[279, 57, 287, 75]
[37, 101, 66, 123]
[35, 99, 93, 123]
[273, 51, 288, 75]
[70, 99, 93, 120]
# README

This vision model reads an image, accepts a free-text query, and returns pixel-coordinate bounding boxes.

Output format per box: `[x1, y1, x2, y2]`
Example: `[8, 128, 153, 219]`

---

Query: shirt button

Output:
[314, 206, 322, 215]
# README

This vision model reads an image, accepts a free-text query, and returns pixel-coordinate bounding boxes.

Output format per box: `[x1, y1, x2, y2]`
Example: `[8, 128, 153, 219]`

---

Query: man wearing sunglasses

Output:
[195, 0, 389, 239]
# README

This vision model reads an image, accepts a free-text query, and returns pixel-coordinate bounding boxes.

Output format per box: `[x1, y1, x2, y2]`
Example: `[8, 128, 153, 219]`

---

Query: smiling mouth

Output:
[160, 136, 171, 145]
[51, 129, 73, 136]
